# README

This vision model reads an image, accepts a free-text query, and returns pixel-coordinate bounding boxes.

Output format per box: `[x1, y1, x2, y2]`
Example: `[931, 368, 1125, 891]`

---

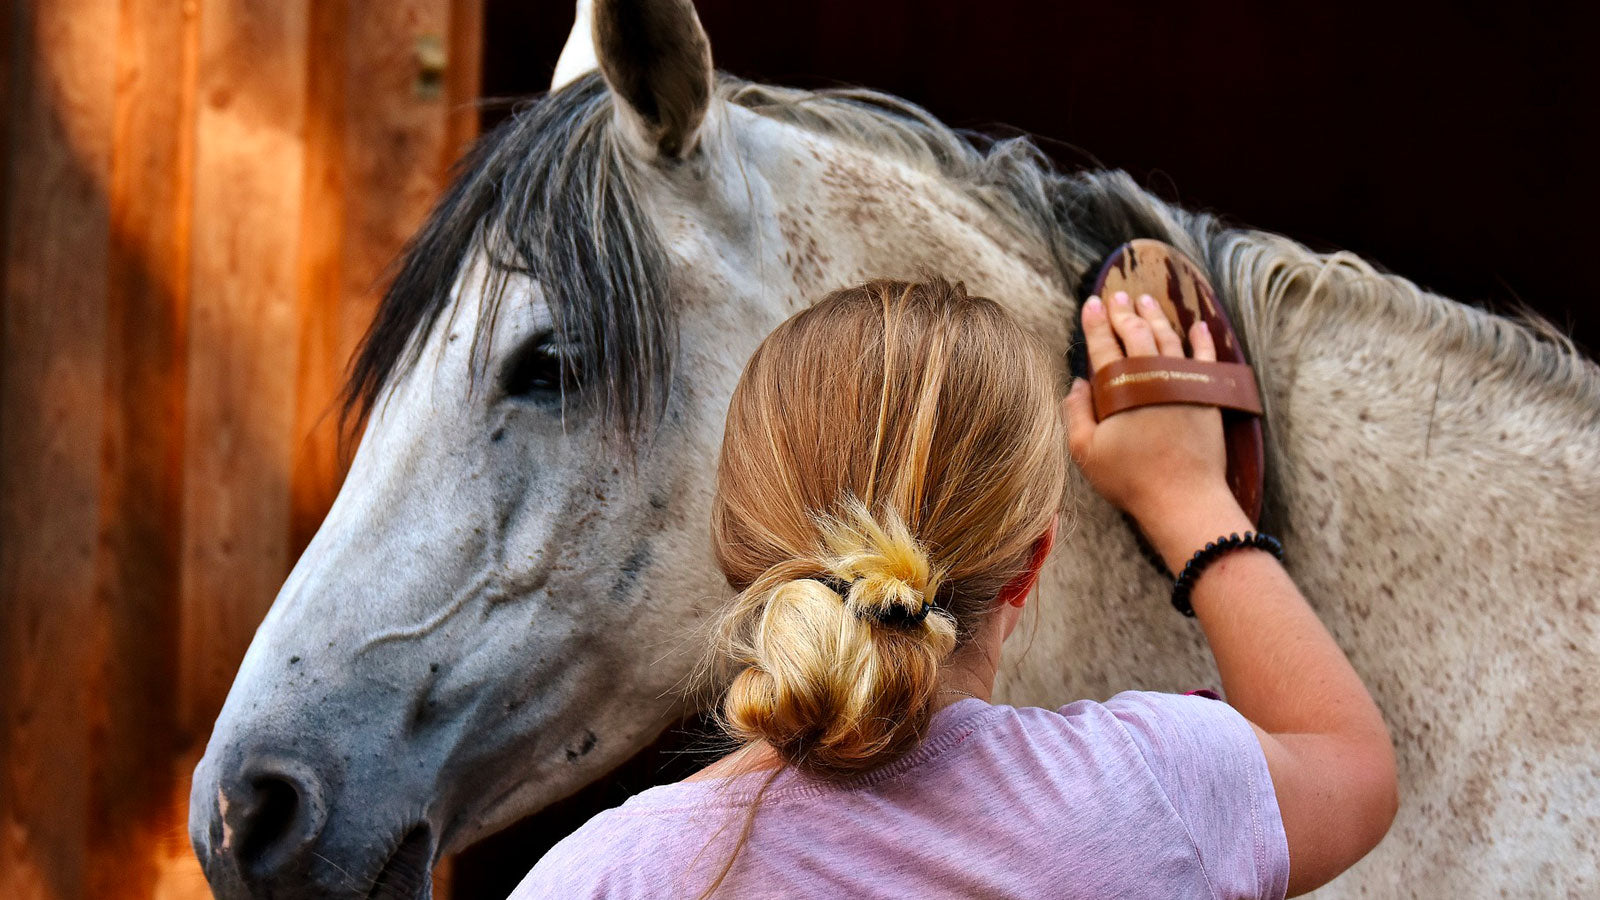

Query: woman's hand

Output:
[1061, 290, 1238, 533]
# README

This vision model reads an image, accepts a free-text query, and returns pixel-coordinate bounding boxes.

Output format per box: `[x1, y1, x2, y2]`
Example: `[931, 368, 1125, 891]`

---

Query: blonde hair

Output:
[704, 276, 1067, 777]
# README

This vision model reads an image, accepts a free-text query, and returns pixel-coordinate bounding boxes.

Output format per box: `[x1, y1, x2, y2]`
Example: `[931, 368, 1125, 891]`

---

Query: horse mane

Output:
[1198, 230, 1600, 431]
[342, 71, 1599, 449]
[724, 78, 1599, 422]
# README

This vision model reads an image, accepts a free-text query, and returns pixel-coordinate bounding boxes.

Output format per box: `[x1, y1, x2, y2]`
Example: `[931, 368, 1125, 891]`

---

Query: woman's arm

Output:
[1138, 488, 1398, 895]
[1062, 291, 1398, 896]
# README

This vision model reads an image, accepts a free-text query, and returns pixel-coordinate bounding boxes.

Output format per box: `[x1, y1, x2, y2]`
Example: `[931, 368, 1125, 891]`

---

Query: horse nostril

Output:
[237, 774, 301, 867]
[221, 758, 328, 880]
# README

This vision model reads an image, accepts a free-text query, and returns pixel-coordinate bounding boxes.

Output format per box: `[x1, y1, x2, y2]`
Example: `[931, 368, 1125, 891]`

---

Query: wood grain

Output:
[288, 0, 351, 558]
[0, 0, 119, 896]
[447, 0, 485, 162]
[90, 0, 201, 896]
[1, 2, 482, 896]
[177, 0, 310, 738]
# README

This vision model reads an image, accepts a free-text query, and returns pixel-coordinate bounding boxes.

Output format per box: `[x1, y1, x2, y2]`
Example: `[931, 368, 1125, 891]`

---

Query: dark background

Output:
[484, 0, 1598, 354]
[457, 1, 1598, 894]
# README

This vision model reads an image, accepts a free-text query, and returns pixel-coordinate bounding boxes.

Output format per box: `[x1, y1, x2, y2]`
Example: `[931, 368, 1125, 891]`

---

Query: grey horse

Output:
[189, 0, 1600, 896]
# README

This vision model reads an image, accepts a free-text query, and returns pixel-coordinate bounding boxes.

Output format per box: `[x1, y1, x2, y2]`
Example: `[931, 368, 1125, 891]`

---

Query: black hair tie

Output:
[819, 575, 855, 598]
[816, 576, 933, 627]
[875, 601, 933, 628]
[1170, 531, 1284, 617]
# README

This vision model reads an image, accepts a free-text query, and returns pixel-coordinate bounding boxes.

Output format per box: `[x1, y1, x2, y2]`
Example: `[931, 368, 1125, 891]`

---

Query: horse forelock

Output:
[340, 72, 675, 454]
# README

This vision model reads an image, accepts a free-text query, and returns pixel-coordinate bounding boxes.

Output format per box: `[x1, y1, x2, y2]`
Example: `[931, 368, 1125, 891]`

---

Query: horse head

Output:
[188, 0, 1133, 895]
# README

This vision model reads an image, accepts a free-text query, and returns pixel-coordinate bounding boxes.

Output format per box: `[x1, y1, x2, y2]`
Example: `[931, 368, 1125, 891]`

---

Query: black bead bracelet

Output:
[1171, 531, 1285, 617]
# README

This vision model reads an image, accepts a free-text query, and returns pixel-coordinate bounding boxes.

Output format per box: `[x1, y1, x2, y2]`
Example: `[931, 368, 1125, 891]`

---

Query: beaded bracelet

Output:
[1171, 531, 1285, 617]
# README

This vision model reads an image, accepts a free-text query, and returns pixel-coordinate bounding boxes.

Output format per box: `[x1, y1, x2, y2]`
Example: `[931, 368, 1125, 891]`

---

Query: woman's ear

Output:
[998, 514, 1059, 608]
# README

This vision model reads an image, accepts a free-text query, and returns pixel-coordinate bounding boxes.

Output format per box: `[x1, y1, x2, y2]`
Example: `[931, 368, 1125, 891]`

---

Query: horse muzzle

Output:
[190, 737, 438, 899]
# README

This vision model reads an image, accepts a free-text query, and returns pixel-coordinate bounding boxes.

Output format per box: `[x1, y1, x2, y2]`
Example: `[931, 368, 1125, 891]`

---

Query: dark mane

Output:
[345, 70, 1597, 454]
[341, 72, 673, 447]
[341, 71, 1169, 453]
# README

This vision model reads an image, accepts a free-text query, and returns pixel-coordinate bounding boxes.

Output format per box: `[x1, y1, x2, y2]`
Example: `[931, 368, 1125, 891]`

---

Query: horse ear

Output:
[551, 0, 599, 91]
[559, 0, 714, 158]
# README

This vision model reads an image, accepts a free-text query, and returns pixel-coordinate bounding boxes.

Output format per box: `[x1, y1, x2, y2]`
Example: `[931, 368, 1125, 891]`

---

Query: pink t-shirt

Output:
[510, 691, 1289, 899]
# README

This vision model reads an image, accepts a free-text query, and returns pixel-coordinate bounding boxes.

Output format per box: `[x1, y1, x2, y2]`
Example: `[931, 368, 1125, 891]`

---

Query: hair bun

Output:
[722, 559, 958, 780]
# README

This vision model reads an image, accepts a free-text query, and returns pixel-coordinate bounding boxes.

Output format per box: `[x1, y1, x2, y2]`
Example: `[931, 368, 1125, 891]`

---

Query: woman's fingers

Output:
[1107, 291, 1158, 356]
[1081, 295, 1122, 373]
[1138, 294, 1185, 357]
[1085, 290, 1206, 370]
[1190, 320, 1216, 362]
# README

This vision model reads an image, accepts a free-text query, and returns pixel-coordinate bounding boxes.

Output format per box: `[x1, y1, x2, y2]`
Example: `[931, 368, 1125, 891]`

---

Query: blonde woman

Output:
[512, 276, 1397, 898]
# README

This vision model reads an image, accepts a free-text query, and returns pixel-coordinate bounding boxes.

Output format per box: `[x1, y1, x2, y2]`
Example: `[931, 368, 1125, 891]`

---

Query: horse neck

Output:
[1210, 228, 1597, 455]
[998, 205, 1600, 707]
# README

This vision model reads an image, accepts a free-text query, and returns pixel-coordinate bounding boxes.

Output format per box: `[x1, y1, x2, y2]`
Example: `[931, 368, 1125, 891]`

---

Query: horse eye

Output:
[499, 333, 578, 401]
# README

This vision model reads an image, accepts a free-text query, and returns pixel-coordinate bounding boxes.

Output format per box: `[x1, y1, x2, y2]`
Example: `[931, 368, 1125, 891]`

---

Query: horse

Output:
[188, 0, 1600, 896]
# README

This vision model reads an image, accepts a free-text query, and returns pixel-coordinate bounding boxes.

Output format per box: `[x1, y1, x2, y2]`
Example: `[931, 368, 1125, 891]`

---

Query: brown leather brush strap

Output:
[1090, 356, 1263, 421]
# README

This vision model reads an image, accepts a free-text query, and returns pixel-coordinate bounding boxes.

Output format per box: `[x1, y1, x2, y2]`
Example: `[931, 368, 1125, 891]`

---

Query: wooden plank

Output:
[178, 0, 311, 737]
[0, 0, 120, 896]
[148, 747, 214, 900]
[1, 2, 484, 896]
[287, 0, 350, 558]
[88, 0, 202, 897]
[0, 0, 13, 315]
[446, 0, 485, 162]
[322, 5, 484, 895]
[339, 1, 463, 364]
[289, 0, 482, 556]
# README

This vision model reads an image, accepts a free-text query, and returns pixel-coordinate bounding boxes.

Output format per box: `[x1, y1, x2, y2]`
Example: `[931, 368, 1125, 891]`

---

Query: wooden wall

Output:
[0, 1, 483, 896]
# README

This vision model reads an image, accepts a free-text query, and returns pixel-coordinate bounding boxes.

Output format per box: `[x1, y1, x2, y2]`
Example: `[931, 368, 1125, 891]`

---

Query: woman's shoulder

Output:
[971, 690, 1267, 802]
[1053, 688, 1263, 766]
[507, 806, 661, 899]
[986, 688, 1249, 749]
[1016, 689, 1288, 899]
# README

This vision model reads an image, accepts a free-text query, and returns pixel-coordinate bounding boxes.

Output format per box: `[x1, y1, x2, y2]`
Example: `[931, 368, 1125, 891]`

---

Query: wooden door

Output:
[0, 2, 482, 896]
